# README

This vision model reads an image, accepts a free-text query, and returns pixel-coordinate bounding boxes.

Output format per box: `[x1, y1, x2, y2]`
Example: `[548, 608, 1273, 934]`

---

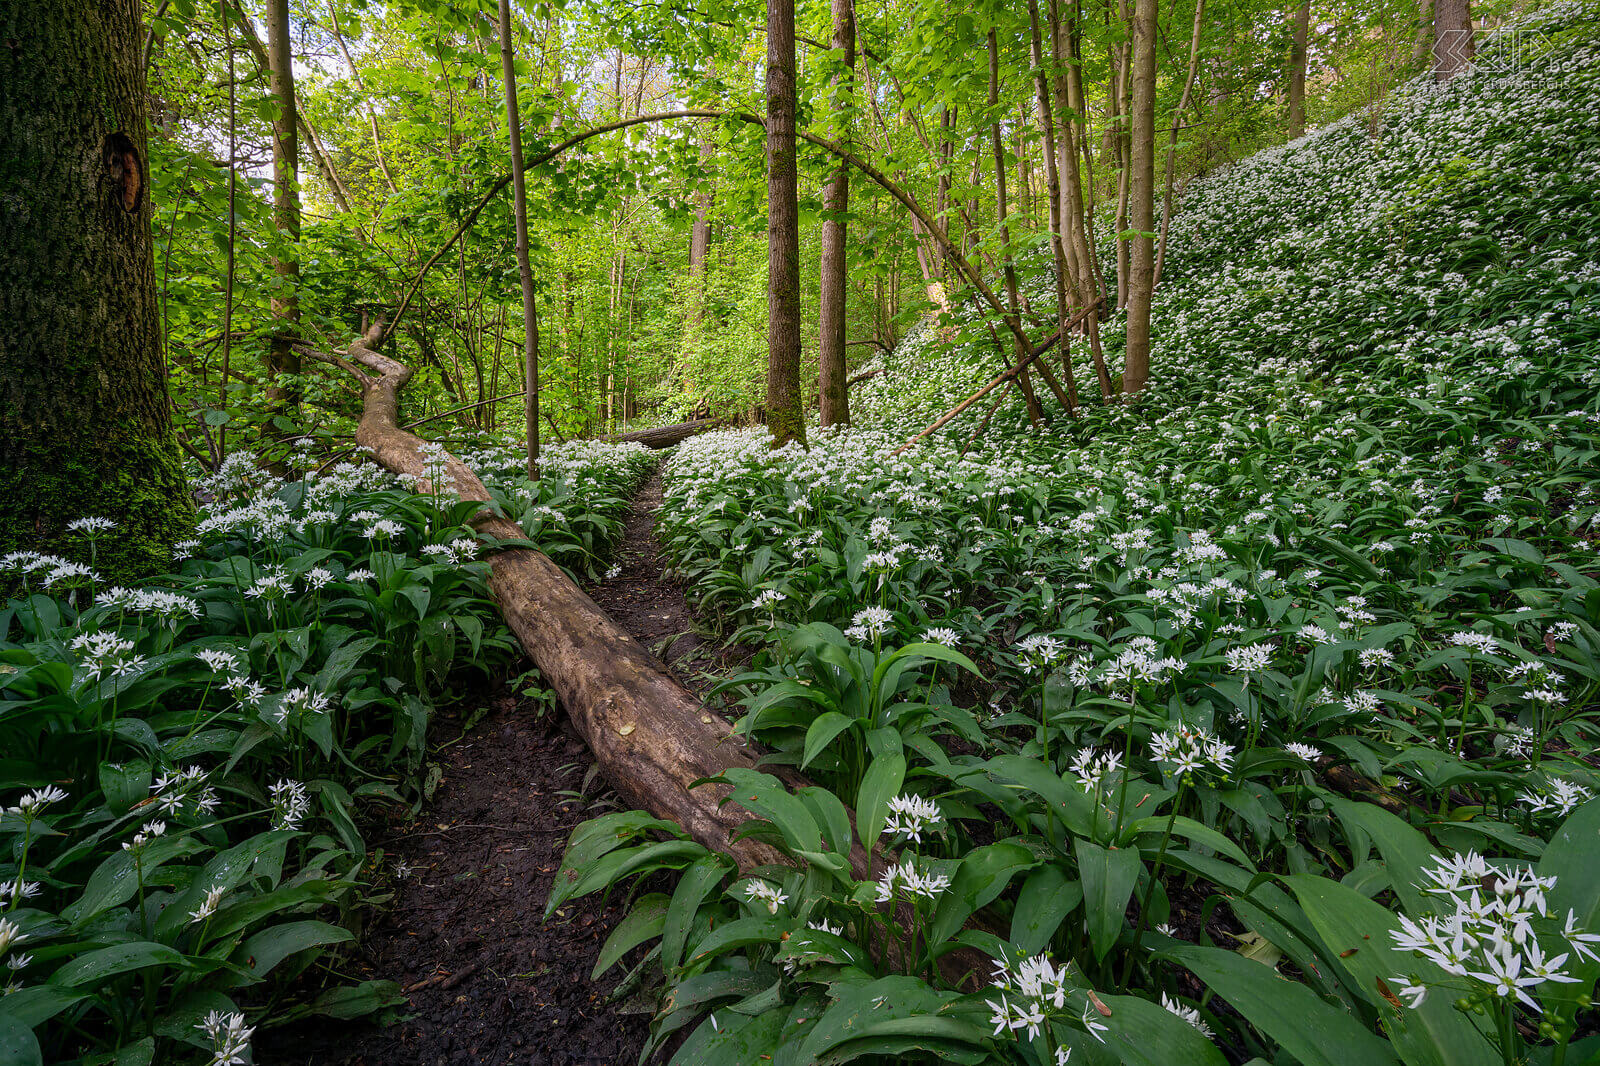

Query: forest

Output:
[3, 0, 1600, 1061]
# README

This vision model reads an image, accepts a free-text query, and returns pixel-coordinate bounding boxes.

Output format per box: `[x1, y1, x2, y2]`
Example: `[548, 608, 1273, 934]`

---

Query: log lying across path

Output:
[319, 324, 784, 870]
[316, 324, 998, 985]
[609, 417, 724, 450]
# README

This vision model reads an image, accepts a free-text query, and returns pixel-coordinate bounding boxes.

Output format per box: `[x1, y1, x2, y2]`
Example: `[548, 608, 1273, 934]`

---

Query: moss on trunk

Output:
[0, 0, 194, 578]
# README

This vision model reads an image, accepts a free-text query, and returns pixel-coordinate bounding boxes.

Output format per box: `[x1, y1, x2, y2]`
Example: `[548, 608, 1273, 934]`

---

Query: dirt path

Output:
[263, 462, 742, 1066]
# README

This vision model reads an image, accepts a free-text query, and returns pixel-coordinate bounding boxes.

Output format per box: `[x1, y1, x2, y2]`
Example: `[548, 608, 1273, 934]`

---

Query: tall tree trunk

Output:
[1287, 0, 1310, 138]
[266, 0, 301, 435]
[818, 0, 856, 428]
[1413, 0, 1435, 65]
[1154, 0, 1205, 289]
[0, 0, 194, 577]
[1432, 0, 1473, 79]
[1123, 0, 1157, 393]
[689, 70, 714, 285]
[1029, 0, 1078, 414]
[499, 0, 539, 477]
[988, 29, 1054, 427]
[1056, 1, 1116, 402]
[328, 1, 400, 194]
[765, 0, 806, 448]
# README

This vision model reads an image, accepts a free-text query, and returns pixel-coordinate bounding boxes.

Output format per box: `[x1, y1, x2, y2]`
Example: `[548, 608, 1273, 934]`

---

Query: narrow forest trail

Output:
[263, 460, 742, 1066]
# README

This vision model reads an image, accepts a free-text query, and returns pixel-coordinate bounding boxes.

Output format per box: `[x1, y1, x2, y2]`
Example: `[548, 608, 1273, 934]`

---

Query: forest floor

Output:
[262, 465, 748, 1066]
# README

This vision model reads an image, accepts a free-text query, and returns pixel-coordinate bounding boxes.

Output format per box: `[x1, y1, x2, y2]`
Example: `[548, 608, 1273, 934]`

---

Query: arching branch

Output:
[387, 109, 1037, 357]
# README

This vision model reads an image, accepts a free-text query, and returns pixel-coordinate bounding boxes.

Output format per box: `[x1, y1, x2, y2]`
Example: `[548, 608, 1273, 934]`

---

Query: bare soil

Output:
[261, 466, 747, 1066]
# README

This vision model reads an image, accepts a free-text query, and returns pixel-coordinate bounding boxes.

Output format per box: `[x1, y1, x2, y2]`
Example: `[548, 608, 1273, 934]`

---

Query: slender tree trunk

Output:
[1413, 0, 1435, 65]
[233, 15, 354, 215]
[1432, 0, 1474, 79]
[498, 0, 539, 477]
[328, 1, 399, 194]
[1123, 0, 1158, 393]
[1029, 0, 1078, 413]
[689, 63, 715, 285]
[765, 0, 806, 448]
[266, 0, 301, 434]
[989, 29, 1052, 427]
[1287, 0, 1310, 138]
[0, 0, 193, 577]
[818, 0, 855, 428]
[1154, 0, 1205, 289]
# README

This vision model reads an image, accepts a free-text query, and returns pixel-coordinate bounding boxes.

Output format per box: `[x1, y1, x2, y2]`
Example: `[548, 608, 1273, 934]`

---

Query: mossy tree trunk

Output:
[816, 0, 854, 430]
[765, 0, 807, 449]
[0, 0, 193, 578]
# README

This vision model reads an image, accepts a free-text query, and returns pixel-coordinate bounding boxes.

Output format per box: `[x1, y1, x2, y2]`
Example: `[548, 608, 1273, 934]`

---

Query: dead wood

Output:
[607, 418, 725, 449]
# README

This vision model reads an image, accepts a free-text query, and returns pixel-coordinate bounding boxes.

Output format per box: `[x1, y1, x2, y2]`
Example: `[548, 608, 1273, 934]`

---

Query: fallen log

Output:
[316, 324, 997, 987]
[608, 418, 723, 449]
[315, 323, 783, 870]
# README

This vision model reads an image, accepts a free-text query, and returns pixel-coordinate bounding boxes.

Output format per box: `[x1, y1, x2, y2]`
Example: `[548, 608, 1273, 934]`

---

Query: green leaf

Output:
[1010, 865, 1083, 955]
[48, 942, 191, 988]
[241, 919, 354, 977]
[802, 711, 855, 769]
[670, 1010, 789, 1066]
[1286, 875, 1496, 1066]
[1165, 943, 1400, 1066]
[1098, 993, 1230, 1066]
[928, 842, 1037, 946]
[1538, 798, 1600, 1020]
[685, 915, 790, 968]
[547, 839, 707, 915]
[594, 893, 670, 979]
[720, 768, 822, 856]
[855, 752, 906, 849]
[795, 976, 978, 1063]
[1327, 798, 1435, 913]
[0, 1011, 42, 1066]
[307, 980, 406, 1020]
[662, 855, 731, 974]
[1076, 839, 1141, 961]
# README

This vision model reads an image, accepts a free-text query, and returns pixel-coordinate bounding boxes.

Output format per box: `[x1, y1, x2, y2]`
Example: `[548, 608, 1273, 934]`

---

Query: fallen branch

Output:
[894, 302, 1101, 454]
[323, 327, 994, 987]
[606, 418, 725, 449]
[328, 323, 787, 870]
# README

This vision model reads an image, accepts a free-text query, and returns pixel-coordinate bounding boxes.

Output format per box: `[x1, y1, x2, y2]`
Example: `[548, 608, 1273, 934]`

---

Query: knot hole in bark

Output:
[104, 132, 142, 213]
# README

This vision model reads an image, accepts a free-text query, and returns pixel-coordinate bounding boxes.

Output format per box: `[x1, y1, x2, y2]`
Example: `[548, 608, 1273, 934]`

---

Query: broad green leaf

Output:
[1286, 875, 1496, 1066]
[1076, 839, 1141, 961]
[48, 942, 191, 988]
[855, 752, 906, 850]
[1098, 993, 1230, 1066]
[241, 919, 354, 977]
[1166, 943, 1400, 1066]
[1010, 865, 1083, 955]
[594, 894, 671, 978]
[662, 855, 731, 973]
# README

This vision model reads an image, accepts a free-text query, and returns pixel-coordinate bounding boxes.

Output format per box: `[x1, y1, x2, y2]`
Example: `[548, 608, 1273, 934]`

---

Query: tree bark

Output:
[266, 0, 302, 430]
[327, 1, 399, 194]
[817, 0, 856, 429]
[1028, 0, 1079, 414]
[609, 418, 724, 448]
[0, 0, 193, 577]
[317, 327, 784, 869]
[1432, 0, 1474, 80]
[1122, 0, 1158, 394]
[498, 0, 540, 478]
[765, 0, 806, 448]
[1287, 0, 1310, 138]
[1154, 0, 1205, 290]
